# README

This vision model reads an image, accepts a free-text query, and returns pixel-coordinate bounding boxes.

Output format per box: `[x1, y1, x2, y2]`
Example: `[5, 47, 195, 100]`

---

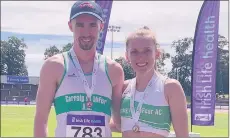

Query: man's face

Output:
[68, 14, 103, 51]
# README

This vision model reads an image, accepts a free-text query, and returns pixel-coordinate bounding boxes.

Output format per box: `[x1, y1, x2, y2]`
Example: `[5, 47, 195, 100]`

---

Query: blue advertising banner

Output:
[95, 0, 113, 54]
[7, 75, 29, 83]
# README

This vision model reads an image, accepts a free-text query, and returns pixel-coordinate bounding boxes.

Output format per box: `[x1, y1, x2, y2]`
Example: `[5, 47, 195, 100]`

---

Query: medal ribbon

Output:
[130, 73, 158, 124]
[69, 48, 99, 102]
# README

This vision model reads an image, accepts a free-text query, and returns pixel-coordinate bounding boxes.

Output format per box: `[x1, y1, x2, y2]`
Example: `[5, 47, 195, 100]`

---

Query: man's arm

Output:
[109, 79, 130, 132]
[107, 58, 124, 132]
[165, 79, 189, 137]
[34, 55, 64, 137]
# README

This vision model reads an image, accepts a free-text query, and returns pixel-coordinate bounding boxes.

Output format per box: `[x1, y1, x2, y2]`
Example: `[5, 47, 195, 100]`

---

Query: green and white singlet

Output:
[53, 51, 112, 137]
[120, 74, 172, 137]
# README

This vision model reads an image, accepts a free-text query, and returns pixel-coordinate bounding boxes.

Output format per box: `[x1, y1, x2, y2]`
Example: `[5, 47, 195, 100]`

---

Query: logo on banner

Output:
[194, 114, 211, 121]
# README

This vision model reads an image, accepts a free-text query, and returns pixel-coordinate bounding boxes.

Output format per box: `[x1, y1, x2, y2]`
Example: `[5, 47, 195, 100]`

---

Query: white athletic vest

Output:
[53, 51, 113, 137]
[120, 74, 171, 137]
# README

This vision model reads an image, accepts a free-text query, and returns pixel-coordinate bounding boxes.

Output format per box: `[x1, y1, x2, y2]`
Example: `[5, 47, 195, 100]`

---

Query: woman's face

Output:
[126, 37, 158, 74]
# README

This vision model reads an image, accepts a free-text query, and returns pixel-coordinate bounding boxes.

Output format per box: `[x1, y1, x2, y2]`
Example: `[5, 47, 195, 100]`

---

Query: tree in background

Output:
[115, 57, 135, 80]
[216, 35, 229, 94]
[44, 43, 73, 60]
[156, 45, 170, 75]
[1, 36, 28, 76]
[44, 45, 60, 60]
[168, 35, 229, 96]
[61, 43, 73, 53]
[168, 37, 193, 96]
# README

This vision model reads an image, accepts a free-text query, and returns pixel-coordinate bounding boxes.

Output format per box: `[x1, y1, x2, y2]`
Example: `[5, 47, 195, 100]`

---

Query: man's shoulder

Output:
[46, 53, 64, 64]
[105, 57, 123, 73]
[41, 53, 65, 74]
[104, 57, 124, 86]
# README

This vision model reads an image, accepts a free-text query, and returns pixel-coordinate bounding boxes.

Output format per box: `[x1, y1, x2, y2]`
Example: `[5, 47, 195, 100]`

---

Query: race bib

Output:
[66, 114, 106, 137]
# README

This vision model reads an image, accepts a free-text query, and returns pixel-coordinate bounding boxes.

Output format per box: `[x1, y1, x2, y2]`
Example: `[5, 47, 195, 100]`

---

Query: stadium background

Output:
[1, 75, 38, 105]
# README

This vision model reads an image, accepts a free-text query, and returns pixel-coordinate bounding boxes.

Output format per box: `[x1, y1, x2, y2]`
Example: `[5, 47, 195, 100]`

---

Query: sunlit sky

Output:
[1, 1, 228, 76]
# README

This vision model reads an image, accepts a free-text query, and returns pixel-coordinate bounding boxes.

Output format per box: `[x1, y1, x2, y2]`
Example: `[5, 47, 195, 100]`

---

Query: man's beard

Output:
[78, 36, 95, 50]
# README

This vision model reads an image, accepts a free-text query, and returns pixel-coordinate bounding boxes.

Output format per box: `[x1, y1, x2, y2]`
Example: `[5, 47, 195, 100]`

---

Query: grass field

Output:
[1, 106, 229, 137]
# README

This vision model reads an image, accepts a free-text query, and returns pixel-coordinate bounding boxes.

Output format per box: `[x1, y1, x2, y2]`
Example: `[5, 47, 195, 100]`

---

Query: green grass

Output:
[1, 106, 228, 137]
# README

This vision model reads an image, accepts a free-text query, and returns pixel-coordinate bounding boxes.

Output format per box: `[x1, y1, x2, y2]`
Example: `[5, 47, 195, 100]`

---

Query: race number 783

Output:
[69, 126, 105, 137]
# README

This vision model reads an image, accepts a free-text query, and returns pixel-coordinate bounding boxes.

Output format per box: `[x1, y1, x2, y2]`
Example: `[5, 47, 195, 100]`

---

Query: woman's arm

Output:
[165, 79, 189, 137]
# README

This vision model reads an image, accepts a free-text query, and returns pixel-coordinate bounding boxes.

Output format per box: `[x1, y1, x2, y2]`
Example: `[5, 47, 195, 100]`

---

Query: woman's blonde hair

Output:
[125, 26, 159, 49]
[125, 26, 162, 69]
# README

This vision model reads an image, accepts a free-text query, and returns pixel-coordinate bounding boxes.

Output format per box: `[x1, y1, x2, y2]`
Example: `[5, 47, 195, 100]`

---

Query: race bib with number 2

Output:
[66, 114, 106, 137]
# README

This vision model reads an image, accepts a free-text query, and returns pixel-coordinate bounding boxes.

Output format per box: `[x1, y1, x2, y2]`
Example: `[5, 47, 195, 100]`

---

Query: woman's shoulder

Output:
[164, 78, 181, 87]
[156, 72, 177, 85]
[164, 78, 185, 98]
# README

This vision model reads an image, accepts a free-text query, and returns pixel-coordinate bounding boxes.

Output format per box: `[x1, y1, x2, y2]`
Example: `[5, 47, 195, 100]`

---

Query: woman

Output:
[120, 26, 189, 137]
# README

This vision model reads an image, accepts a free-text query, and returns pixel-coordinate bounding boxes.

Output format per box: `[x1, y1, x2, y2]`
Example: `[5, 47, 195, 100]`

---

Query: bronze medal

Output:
[132, 124, 140, 132]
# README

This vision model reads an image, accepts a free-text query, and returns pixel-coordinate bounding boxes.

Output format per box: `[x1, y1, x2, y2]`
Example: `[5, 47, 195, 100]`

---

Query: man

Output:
[34, 1, 124, 137]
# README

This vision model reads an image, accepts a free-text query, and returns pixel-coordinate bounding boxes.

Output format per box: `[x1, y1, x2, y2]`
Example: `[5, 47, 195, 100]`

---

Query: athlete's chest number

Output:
[66, 114, 105, 137]
[71, 126, 103, 137]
